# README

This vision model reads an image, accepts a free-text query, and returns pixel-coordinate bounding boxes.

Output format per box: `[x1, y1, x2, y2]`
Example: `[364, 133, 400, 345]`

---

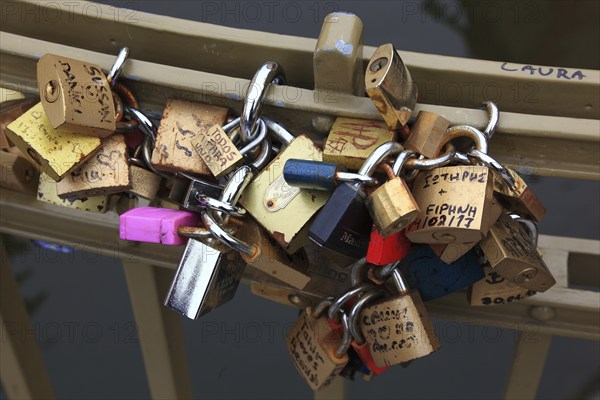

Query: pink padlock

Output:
[119, 206, 200, 245]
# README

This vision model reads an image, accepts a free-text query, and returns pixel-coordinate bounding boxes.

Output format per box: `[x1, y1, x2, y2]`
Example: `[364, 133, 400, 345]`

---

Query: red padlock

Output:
[366, 225, 411, 265]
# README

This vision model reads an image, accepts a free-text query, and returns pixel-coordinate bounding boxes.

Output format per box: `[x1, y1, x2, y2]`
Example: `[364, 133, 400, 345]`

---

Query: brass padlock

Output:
[129, 165, 162, 200]
[493, 168, 546, 222]
[365, 159, 420, 238]
[5, 103, 102, 181]
[287, 306, 349, 391]
[151, 99, 228, 176]
[56, 133, 131, 198]
[37, 172, 109, 212]
[0, 148, 39, 194]
[1, 98, 40, 149]
[360, 268, 440, 367]
[479, 213, 555, 292]
[406, 165, 501, 244]
[403, 111, 451, 158]
[469, 265, 536, 306]
[37, 54, 116, 137]
[190, 122, 244, 178]
[239, 123, 329, 253]
[365, 43, 417, 129]
[323, 117, 397, 170]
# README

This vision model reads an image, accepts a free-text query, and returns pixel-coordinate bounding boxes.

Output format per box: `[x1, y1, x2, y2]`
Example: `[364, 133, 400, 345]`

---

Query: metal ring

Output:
[336, 311, 353, 358]
[214, 165, 255, 225]
[405, 144, 457, 171]
[239, 119, 267, 156]
[327, 283, 374, 323]
[481, 101, 499, 139]
[443, 125, 489, 154]
[392, 150, 417, 176]
[349, 288, 387, 345]
[107, 47, 130, 87]
[358, 142, 404, 178]
[467, 149, 516, 190]
[201, 212, 254, 256]
[195, 194, 246, 217]
[240, 61, 286, 143]
[250, 138, 272, 171]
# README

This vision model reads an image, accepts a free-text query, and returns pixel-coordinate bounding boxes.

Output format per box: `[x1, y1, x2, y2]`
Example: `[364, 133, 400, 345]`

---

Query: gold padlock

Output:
[239, 132, 329, 253]
[469, 265, 536, 306]
[5, 103, 102, 181]
[56, 134, 130, 198]
[37, 54, 116, 137]
[365, 163, 420, 237]
[129, 165, 162, 200]
[403, 111, 451, 158]
[1, 98, 40, 149]
[323, 117, 397, 170]
[479, 213, 555, 292]
[0, 149, 39, 194]
[360, 269, 440, 367]
[287, 306, 349, 391]
[37, 172, 109, 213]
[493, 168, 546, 222]
[406, 165, 501, 244]
[365, 43, 417, 129]
[190, 124, 244, 178]
[151, 100, 228, 176]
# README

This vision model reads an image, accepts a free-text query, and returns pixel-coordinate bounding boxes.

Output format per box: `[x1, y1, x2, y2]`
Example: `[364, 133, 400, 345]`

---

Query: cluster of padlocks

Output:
[1, 41, 556, 390]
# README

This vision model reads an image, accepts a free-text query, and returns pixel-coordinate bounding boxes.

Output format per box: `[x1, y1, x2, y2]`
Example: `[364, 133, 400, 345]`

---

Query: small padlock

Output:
[365, 162, 420, 238]
[190, 119, 244, 179]
[323, 117, 397, 170]
[56, 133, 131, 198]
[479, 213, 555, 292]
[493, 167, 546, 222]
[286, 306, 350, 391]
[119, 206, 201, 246]
[309, 142, 403, 258]
[283, 159, 378, 191]
[128, 165, 162, 200]
[5, 103, 102, 181]
[37, 172, 109, 213]
[403, 111, 451, 158]
[37, 52, 122, 137]
[366, 226, 412, 266]
[469, 265, 536, 306]
[151, 99, 229, 176]
[365, 43, 417, 129]
[0, 148, 39, 194]
[360, 268, 440, 367]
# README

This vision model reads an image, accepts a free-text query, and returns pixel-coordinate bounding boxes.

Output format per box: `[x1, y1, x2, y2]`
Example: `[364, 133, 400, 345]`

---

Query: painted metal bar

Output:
[503, 332, 552, 399]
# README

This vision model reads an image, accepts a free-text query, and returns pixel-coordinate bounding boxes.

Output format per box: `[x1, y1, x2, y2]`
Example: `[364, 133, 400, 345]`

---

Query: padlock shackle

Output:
[442, 125, 488, 154]
[240, 61, 286, 143]
[328, 283, 374, 323]
[215, 165, 254, 225]
[201, 211, 255, 256]
[312, 297, 335, 319]
[194, 194, 246, 217]
[263, 117, 294, 146]
[335, 310, 353, 358]
[390, 268, 409, 294]
[480, 101, 499, 139]
[349, 257, 369, 286]
[107, 47, 130, 87]
[358, 141, 404, 178]
[348, 288, 387, 345]
[510, 214, 539, 248]
[467, 149, 517, 190]
[404, 143, 457, 171]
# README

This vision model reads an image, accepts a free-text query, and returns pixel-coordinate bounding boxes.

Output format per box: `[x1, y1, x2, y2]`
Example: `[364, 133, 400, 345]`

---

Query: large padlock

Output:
[309, 142, 403, 258]
[151, 99, 228, 176]
[493, 167, 546, 222]
[37, 50, 127, 137]
[323, 117, 397, 170]
[239, 120, 329, 253]
[479, 213, 555, 292]
[469, 265, 536, 306]
[56, 133, 131, 198]
[5, 103, 102, 181]
[365, 43, 417, 129]
[37, 172, 109, 213]
[359, 268, 440, 367]
[403, 111, 451, 158]
[365, 160, 420, 238]
[0, 148, 39, 194]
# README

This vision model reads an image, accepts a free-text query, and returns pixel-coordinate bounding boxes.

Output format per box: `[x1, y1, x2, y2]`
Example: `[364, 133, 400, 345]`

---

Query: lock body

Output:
[168, 175, 223, 209]
[191, 124, 244, 178]
[129, 165, 162, 200]
[151, 100, 228, 176]
[469, 265, 536, 306]
[240, 135, 329, 253]
[119, 206, 200, 245]
[403, 111, 450, 158]
[493, 168, 546, 222]
[37, 54, 116, 137]
[366, 227, 411, 266]
[56, 133, 130, 198]
[0, 150, 39, 194]
[37, 172, 109, 212]
[430, 241, 478, 264]
[479, 214, 555, 292]
[6, 103, 102, 181]
[323, 117, 396, 170]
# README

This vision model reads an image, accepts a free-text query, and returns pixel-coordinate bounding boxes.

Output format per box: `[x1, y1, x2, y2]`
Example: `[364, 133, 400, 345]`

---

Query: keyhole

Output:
[370, 57, 389, 72]
[44, 80, 60, 103]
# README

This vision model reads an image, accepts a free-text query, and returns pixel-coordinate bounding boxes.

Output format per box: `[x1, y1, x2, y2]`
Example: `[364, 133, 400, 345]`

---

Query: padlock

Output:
[5, 103, 102, 181]
[190, 122, 243, 178]
[151, 99, 228, 176]
[323, 117, 397, 170]
[403, 111, 451, 158]
[396, 244, 485, 301]
[56, 133, 131, 198]
[283, 159, 378, 191]
[365, 162, 420, 238]
[479, 213, 555, 292]
[128, 165, 162, 200]
[1, 97, 40, 149]
[0, 149, 39, 194]
[366, 226, 412, 266]
[469, 265, 536, 306]
[239, 120, 329, 253]
[365, 43, 417, 129]
[309, 141, 403, 258]
[37, 54, 118, 137]
[493, 167, 546, 222]
[359, 268, 440, 367]
[37, 172, 109, 212]
[286, 306, 350, 391]
[119, 206, 201, 246]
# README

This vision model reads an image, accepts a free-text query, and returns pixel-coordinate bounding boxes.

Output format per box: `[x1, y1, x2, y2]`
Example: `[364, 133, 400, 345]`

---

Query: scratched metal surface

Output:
[2, 1, 599, 399]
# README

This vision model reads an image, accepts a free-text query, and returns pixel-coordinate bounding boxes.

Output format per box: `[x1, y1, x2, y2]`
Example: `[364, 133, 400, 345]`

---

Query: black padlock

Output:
[309, 142, 403, 258]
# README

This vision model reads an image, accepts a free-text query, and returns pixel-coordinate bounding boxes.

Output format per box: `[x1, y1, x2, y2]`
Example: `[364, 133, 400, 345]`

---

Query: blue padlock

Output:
[283, 159, 378, 191]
